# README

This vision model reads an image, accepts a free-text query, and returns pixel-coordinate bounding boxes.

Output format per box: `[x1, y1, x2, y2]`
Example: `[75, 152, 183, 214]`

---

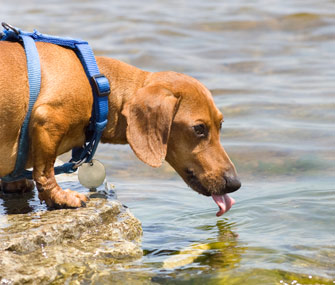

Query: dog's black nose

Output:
[224, 176, 241, 193]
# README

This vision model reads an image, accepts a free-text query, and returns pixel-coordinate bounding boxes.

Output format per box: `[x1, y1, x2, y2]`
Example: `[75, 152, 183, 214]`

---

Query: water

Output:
[1, 0, 335, 284]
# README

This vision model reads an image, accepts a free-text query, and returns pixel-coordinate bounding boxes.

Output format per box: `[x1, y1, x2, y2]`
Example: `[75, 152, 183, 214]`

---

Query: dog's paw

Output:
[1, 179, 35, 193]
[39, 188, 88, 209]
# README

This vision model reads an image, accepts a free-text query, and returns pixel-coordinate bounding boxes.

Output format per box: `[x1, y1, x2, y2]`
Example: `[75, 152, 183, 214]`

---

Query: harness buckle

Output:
[73, 159, 86, 169]
[1, 22, 19, 35]
[91, 74, 110, 97]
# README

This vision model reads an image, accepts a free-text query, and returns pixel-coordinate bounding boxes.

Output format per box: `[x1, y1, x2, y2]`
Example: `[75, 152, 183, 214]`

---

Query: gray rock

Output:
[0, 197, 143, 284]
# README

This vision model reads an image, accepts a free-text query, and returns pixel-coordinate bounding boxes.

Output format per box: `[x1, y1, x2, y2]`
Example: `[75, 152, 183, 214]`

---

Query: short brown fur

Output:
[0, 41, 240, 208]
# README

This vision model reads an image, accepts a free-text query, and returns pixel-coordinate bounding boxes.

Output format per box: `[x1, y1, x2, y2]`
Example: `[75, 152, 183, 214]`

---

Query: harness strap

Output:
[1, 30, 41, 181]
[12, 35, 41, 176]
[0, 23, 110, 182]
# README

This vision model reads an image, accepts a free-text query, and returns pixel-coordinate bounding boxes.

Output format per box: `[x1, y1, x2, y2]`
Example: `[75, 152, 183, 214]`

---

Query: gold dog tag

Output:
[78, 159, 106, 189]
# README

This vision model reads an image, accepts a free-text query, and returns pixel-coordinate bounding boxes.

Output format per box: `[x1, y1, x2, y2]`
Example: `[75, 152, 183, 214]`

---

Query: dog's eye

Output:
[193, 124, 208, 138]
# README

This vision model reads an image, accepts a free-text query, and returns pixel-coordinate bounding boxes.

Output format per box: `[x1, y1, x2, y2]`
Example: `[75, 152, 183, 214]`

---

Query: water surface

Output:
[1, 0, 334, 284]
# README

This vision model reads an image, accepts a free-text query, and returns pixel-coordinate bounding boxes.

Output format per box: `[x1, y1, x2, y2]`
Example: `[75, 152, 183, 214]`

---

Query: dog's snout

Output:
[224, 176, 241, 193]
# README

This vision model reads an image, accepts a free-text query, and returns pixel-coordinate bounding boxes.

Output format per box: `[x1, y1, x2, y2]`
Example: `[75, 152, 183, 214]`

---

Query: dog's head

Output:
[122, 72, 241, 215]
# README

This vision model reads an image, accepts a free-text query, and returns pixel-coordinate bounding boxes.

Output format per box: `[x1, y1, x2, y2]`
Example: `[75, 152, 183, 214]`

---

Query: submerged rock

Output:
[0, 196, 142, 284]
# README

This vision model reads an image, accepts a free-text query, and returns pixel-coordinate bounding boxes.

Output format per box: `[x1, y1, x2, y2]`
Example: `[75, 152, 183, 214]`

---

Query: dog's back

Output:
[0, 42, 91, 176]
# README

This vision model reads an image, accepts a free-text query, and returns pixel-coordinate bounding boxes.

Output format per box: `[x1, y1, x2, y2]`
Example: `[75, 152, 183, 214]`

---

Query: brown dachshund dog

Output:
[0, 41, 241, 216]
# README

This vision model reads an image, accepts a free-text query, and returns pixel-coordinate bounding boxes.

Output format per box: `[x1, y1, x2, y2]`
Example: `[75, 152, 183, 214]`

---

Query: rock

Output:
[0, 196, 143, 284]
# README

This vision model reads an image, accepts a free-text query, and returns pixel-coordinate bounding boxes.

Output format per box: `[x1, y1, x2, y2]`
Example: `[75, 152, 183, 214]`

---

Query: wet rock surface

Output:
[0, 191, 143, 284]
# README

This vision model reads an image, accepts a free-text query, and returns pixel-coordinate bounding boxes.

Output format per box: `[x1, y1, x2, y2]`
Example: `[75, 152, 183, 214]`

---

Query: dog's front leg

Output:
[31, 108, 88, 208]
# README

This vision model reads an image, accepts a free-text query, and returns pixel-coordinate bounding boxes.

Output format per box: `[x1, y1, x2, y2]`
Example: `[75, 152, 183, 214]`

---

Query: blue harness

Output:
[0, 23, 110, 182]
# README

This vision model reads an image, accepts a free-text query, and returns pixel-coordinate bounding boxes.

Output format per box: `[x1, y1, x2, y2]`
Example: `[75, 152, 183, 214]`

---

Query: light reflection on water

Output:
[1, 0, 335, 283]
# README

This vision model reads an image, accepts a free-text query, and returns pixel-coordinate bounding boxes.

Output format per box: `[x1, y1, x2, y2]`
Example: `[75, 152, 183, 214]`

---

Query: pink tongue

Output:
[211, 194, 235, 217]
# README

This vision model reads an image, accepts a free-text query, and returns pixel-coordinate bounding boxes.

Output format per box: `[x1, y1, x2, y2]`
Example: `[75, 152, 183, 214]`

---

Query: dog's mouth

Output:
[185, 169, 211, 196]
[185, 169, 235, 216]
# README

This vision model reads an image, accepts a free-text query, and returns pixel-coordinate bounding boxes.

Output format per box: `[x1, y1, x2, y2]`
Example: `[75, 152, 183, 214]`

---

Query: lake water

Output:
[1, 0, 335, 284]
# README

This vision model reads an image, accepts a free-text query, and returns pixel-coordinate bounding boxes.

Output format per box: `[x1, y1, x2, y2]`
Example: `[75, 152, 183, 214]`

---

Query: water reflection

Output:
[150, 219, 246, 283]
[197, 220, 243, 270]
[0, 191, 35, 215]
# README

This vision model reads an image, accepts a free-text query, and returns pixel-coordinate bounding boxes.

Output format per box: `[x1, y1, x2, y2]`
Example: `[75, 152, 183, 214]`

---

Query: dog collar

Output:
[0, 23, 110, 182]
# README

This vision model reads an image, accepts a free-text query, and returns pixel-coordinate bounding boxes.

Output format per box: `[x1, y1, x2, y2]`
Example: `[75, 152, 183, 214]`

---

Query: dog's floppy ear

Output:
[122, 84, 180, 167]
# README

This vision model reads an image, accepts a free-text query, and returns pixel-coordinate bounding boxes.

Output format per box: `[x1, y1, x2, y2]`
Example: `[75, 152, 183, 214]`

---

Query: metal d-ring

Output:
[1, 22, 19, 35]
